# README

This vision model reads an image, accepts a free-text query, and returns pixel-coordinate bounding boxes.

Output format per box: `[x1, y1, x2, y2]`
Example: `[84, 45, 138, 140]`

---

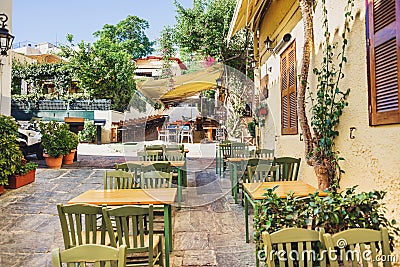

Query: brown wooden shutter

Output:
[281, 41, 298, 134]
[368, 0, 400, 125]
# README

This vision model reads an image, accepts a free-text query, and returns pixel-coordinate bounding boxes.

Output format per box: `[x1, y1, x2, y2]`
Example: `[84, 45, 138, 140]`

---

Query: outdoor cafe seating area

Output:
[37, 139, 395, 267]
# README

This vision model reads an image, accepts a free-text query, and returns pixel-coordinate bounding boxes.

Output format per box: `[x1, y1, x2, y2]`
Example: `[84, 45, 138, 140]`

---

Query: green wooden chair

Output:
[164, 151, 185, 161]
[262, 228, 326, 267]
[102, 205, 163, 267]
[255, 148, 274, 159]
[57, 203, 109, 249]
[323, 227, 392, 267]
[219, 140, 232, 173]
[246, 161, 276, 183]
[273, 157, 301, 181]
[52, 244, 127, 267]
[141, 162, 172, 173]
[140, 171, 173, 189]
[115, 162, 143, 183]
[137, 151, 159, 161]
[104, 170, 139, 190]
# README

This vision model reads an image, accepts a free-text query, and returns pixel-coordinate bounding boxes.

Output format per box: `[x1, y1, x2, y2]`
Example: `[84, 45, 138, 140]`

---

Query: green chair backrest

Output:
[247, 162, 274, 183]
[164, 151, 185, 161]
[220, 143, 233, 159]
[142, 162, 172, 173]
[102, 205, 161, 267]
[52, 244, 127, 267]
[256, 149, 274, 159]
[232, 149, 250, 158]
[273, 157, 301, 181]
[323, 227, 392, 267]
[114, 162, 142, 182]
[104, 169, 138, 190]
[164, 144, 184, 152]
[144, 144, 165, 151]
[57, 203, 106, 249]
[137, 151, 160, 161]
[140, 171, 173, 189]
[262, 228, 326, 267]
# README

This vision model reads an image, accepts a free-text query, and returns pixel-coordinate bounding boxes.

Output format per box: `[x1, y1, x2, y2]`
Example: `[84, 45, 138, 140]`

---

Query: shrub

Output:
[78, 121, 96, 143]
[0, 115, 24, 185]
[254, 186, 399, 253]
[39, 121, 71, 157]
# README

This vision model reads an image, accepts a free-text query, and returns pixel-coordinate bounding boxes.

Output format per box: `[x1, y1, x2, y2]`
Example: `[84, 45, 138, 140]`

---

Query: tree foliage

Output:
[93, 15, 154, 58]
[60, 15, 153, 112]
[173, 0, 253, 74]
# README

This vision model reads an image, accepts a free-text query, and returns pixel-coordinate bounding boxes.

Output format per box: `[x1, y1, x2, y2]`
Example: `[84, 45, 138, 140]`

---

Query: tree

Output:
[60, 15, 153, 112]
[94, 15, 154, 58]
[297, 0, 354, 190]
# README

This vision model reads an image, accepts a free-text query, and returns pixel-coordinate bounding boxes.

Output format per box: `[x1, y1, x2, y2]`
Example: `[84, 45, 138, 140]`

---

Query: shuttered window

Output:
[281, 41, 298, 134]
[368, 0, 400, 125]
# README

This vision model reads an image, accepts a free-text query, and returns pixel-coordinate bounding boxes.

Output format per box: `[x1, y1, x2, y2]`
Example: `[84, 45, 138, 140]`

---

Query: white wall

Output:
[0, 0, 12, 115]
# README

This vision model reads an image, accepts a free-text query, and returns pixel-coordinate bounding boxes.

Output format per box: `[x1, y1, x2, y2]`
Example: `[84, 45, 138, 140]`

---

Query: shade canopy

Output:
[138, 63, 224, 105]
[227, 0, 271, 41]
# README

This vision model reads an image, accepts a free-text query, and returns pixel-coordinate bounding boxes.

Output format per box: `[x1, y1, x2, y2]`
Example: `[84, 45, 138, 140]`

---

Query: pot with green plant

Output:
[0, 115, 25, 194]
[39, 121, 71, 169]
[62, 131, 79, 165]
[6, 160, 38, 189]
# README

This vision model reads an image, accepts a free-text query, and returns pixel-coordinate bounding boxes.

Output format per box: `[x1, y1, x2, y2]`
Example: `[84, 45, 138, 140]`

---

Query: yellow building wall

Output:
[259, 0, 400, 245]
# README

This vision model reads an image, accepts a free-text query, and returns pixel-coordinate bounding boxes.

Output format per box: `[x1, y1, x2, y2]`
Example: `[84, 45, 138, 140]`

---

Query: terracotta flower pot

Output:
[6, 169, 36, 189]
[44, 154, 63, 169]
[0, 185, 4, 195]
[63, 149, 76, 165]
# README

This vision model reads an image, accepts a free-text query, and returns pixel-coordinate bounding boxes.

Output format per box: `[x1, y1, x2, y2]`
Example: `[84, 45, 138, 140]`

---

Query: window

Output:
[368, 0, 400, 125]
[280, 41, 298, 135]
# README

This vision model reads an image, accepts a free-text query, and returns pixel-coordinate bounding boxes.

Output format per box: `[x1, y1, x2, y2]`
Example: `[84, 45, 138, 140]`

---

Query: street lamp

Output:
[0, 14, 14, 56]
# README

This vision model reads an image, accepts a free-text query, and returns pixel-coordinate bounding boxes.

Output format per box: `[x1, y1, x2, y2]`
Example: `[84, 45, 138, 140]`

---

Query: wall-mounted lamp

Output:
[264, 37, 274, 51]
[0, 14, 14, 56]
[264, 33, 292, 54]
[216, 77, 223, 88]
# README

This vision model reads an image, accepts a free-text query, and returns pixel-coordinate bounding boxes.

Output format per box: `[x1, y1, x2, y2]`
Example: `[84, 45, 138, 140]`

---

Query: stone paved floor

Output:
[0, 155, 256, 267]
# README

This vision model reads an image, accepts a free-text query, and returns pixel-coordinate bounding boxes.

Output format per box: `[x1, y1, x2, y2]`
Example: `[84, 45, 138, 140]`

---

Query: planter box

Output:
[5, 169, 36, 189]
[38, 100, 67, 110]
[91, 99, 111, 110]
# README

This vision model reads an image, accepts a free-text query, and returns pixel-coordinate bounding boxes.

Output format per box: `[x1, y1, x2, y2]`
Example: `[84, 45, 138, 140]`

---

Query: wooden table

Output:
[125, 161, 185, 209]
[226, 157, 273, 204]
[68, 188, 177, 267]
[243, 180, 328, 243]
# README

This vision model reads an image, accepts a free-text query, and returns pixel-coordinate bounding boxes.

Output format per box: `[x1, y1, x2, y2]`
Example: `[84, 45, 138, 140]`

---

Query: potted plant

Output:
[0, 115, 25, 194]
[6, 160, 38, 189]
[39, 121, 71, 169]
[62, 131, 79, 165]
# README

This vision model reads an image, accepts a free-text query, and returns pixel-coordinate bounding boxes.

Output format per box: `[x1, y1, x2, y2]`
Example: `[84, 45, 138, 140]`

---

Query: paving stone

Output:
[174, 231, 212, 251]
[182, 250, 217, 266]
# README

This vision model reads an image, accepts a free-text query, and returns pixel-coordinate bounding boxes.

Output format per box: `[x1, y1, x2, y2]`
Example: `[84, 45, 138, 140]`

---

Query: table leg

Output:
[215, 145, 219, 175]
[164, 204, 172, 267]
[245, 191, 249, 243]
[233, 163, 238, 204]
[177, 169, 182, 210]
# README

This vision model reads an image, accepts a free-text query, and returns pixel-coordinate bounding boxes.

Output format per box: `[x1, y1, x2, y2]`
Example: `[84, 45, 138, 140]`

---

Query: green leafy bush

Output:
[39, 121, 71, 157]
[78, 121, 96, 143]
[0, 115, 24, 185]
[65, 131, 79, 152]
[254, 186, 399, 253]
[15, 161, 38, 175]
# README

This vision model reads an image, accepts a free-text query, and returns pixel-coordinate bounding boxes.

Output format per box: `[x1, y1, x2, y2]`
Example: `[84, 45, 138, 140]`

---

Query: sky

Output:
[12, 0, 193, 49]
